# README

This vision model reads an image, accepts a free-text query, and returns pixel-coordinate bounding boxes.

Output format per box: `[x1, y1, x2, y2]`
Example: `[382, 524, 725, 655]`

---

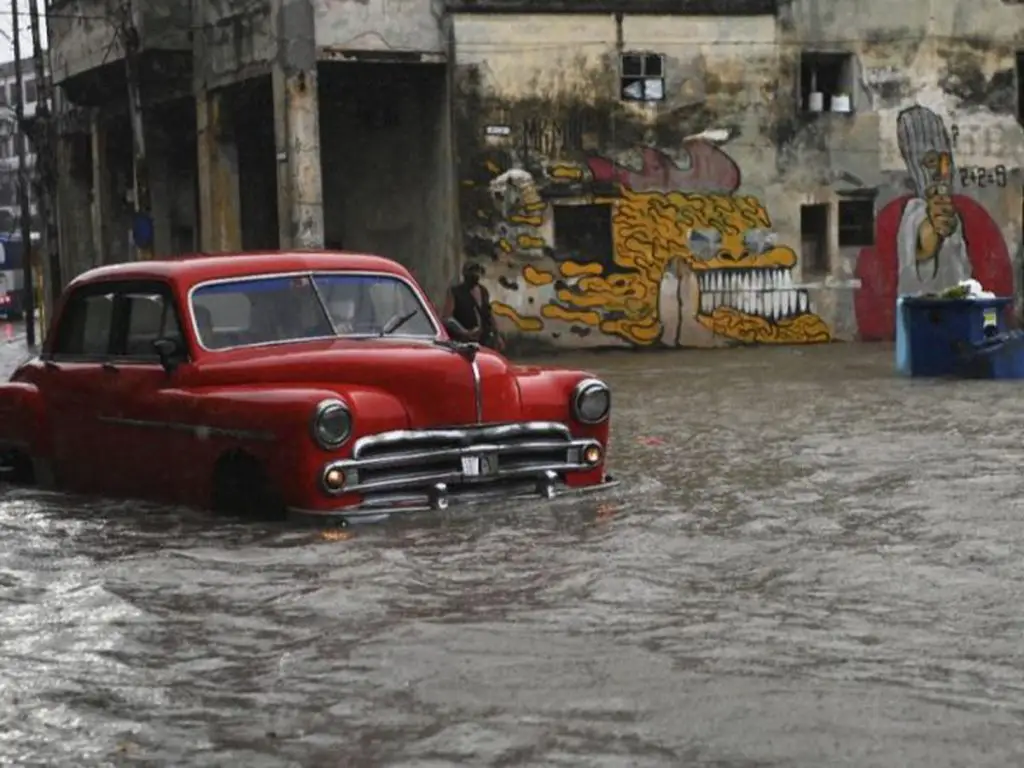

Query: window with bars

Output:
[620, 52, 665, 103]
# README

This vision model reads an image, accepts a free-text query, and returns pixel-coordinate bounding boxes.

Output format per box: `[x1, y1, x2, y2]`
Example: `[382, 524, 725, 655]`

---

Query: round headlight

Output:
[571, 378, 611, 424]
[310, 399, 352, 449]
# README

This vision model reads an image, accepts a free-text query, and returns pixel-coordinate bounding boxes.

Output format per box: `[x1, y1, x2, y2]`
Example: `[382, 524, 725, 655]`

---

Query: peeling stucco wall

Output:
[137, 1, 193, 50]
[777, 0, 1024, 341]
[454, 12, 830, 348]
[454, 0, 1024, 348]
[49, 0, 191, 85]
[314, 0, 447, 56]
[49, 0, 122, 84]
[197, 0, 276, 88]
[194, 0, 448, 86]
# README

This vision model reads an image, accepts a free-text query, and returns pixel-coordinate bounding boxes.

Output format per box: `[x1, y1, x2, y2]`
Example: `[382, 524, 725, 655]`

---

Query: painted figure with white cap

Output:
[895, 105, 972, 295]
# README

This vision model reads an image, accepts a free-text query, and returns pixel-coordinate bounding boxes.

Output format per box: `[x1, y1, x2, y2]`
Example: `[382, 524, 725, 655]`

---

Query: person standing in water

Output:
[441, 261, 504, 350]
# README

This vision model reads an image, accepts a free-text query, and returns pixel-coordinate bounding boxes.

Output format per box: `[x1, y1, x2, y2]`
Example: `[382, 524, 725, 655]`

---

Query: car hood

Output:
[194, 338, 523, 427]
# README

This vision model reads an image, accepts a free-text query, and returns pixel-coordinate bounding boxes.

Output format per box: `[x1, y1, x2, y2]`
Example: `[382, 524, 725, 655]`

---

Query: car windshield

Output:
[190, 272, 437, 350]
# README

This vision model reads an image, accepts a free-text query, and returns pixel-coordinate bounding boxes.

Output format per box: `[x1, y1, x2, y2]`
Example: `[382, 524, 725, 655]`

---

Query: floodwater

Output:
[4, 336, 1024, 766]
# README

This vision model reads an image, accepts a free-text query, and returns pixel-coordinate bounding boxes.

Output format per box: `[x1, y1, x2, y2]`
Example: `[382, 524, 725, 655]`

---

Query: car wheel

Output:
[211, 452, 285, 522]
[0, 449, 34, 484]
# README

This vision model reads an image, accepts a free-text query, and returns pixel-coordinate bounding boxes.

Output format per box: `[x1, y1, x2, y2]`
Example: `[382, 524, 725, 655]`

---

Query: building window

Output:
[800, 52, 855, 113]
[553, 204, 615, 271]
[837, 198, 875, 246]
[620, 52, 665, 103]
[800, 203, 830, 275]
[23, 79, 35, 103]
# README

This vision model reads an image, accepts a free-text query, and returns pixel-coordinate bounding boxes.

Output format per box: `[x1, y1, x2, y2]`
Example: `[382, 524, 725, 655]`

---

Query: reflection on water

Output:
[3, 344, 1024, 766]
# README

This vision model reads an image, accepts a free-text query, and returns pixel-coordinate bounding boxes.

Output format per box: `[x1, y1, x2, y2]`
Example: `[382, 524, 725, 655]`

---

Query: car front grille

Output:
[320, 421, 602, 504]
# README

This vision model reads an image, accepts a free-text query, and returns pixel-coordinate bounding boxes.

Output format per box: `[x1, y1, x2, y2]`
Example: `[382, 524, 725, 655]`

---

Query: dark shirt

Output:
[449, 281, 496, 343]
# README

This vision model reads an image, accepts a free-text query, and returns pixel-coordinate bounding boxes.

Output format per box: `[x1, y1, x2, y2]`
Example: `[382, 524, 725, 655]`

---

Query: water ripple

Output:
[2, 345, 1024, 765]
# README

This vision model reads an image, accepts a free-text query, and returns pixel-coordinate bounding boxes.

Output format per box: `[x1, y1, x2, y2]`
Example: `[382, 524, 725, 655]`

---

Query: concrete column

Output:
[147, 122, 170, 257]
[196, 89, 242, 252]
[89, 111, 111, 266]
[271, 0, 324, 250]
[54, 129, 92, 283]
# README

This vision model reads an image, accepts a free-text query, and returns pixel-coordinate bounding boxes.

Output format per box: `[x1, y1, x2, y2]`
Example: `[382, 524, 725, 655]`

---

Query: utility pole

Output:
[28, 0, 59, 326]
[11, 1, 35, 348]
[120, 0, 153, 259]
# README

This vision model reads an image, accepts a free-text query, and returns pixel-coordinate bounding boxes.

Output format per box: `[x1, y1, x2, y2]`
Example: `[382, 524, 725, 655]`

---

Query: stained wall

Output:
[453, 2, 1024, 348]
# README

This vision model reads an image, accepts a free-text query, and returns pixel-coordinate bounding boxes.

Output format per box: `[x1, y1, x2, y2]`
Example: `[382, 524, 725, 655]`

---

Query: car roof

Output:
[66, 251, 414, 292]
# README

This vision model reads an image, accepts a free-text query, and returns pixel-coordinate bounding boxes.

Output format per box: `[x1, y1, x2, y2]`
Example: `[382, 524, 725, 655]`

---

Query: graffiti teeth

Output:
[697, 268, 809, 320]
[697, 307, 831, 344]
[698, 290, 810, 318]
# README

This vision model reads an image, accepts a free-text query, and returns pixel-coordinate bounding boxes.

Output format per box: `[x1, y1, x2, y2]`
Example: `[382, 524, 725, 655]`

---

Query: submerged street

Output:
[2, 341, 1024, 766]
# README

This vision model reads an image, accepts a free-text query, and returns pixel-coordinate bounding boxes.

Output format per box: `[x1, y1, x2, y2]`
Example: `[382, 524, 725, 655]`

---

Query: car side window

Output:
[367, 279, 435, 336]
[51, 290, 115, 358]
[119, 291, 185, 359]
[191, 291, 251, 349]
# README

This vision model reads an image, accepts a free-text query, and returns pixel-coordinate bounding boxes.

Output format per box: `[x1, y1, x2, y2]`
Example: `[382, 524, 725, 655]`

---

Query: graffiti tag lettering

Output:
[958, 165, 1008, 188]
[521, 116, 586, 156]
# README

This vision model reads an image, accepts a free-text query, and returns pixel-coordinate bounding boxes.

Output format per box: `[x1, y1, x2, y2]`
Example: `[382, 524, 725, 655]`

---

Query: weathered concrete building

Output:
[48, 0, 457, 305]
[0, 56, 44, 233]
[452, 0, 1024, 347]
[47, 0, 1024, 345]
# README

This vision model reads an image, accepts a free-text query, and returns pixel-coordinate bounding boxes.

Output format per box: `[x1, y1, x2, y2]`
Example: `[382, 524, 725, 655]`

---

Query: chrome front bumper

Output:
[292, 421, 616, 524]
[289, 475, 620, 525]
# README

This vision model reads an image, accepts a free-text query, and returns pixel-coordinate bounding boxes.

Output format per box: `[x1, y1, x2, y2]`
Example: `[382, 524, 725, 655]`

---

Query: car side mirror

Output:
[152, 337, 184, 374]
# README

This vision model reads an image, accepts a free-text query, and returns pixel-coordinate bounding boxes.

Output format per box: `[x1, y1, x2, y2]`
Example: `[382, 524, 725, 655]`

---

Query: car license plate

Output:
[461, 454, 497, 477]
[983, 309, 997, 327]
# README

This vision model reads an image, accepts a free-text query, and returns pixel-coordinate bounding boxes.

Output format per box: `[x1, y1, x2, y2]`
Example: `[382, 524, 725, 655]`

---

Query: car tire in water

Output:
[211, 451, 285, 522]
[0, 449, 34, 485]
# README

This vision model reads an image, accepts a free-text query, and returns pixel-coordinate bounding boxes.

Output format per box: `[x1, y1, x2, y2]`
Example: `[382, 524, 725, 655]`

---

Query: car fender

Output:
[0, 381, 51, 458]
[185, 383, 410, 505]
[187, 383, 409, 448]
[512, 366, 610, 439]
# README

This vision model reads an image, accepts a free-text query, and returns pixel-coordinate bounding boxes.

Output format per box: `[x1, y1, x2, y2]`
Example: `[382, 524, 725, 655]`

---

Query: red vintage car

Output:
[0, 252, 615, 523]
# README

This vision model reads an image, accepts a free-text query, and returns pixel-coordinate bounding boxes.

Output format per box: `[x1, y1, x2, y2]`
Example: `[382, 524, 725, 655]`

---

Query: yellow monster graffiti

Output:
[491, 185, 831, 346]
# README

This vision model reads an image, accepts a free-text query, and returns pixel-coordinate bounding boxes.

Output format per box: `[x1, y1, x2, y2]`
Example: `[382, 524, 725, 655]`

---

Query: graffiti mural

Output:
[462, 139, 831, 347]
[854, 106, 1013, 340]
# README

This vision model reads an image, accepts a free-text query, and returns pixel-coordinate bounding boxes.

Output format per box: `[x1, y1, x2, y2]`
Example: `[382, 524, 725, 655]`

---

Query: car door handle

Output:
[101, 362, 119, 373]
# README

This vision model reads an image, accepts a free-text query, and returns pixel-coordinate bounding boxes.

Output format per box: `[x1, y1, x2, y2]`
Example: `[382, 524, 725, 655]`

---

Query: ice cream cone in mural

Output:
[853, 105, 1013, 340]
[894, 105, 970, 290]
